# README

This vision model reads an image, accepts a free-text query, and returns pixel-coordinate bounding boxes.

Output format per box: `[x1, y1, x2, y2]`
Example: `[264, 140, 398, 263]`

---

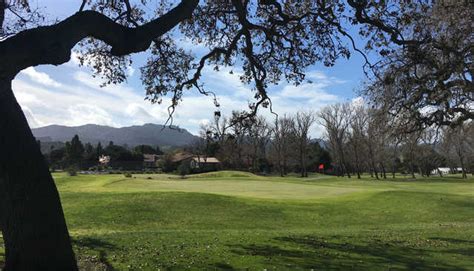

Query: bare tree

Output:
[228, 111, 252, 169]
[417, 128, 444, 177]
[271, 115, 295, 177]
[401, 131, 423, 179]
[348, 103, 368, 179]
[442, 124, 472, 179]
[319, 104, 352, 177]
[246, 116, 271, 173]
[387, 134, 402, 179]
[365, 109, 391, 179]
[291, 111, 315, 177]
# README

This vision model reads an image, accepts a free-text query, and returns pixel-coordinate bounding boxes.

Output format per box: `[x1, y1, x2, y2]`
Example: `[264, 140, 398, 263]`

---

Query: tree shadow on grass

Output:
[212, 262, 237, 270]
[229, 235, 470, 270]
[428, 237, 474, 257]
[73, 237, 117, 251]
[72, 237, 117, 271]
[429, 237, 474, 245]
[380, 176, 474, 183]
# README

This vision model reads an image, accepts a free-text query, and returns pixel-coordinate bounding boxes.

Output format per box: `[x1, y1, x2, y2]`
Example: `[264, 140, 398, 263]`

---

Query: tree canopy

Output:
[362, 1, 473, 130]
[3, 0, 470, 126]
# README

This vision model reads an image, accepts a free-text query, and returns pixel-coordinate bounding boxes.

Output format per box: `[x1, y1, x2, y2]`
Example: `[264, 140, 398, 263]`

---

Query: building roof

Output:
[171, 152, 194, 163]
[192, 157, 220, 164]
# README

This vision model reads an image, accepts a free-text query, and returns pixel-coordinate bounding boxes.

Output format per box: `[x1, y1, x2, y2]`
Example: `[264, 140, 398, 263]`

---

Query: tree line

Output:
[42, 135, 163, 171]
[186, 111, 331, 177]
[187, 105, 473, 179]
[42, 110, 473, 180]
[319, 102, 474, 179]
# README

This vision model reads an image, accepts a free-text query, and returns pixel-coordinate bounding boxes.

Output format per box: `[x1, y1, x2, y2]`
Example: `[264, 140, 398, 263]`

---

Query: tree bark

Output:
[455, 147, 468, 179]
[373, 169, 379, 179]
[459, 158, 467, 179]
[353, 146, 361, 179]
[300, 145, 307, 178]
[345, 163, 351, 178]
[0, 1, 200, 269]
[392, 163, 396, 178]
[0, 80, 77, 270]
[372, 162, 379, 180]
[380, 163, 387, 179]
[0, 0, 5, 32]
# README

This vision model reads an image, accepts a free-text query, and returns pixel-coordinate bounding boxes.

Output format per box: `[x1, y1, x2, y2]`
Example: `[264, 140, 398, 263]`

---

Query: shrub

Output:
[177, 161, 190, 178]
[158, 154, 175, 173]
[66, 166, 78, 176]
[124, 173, 132, 178]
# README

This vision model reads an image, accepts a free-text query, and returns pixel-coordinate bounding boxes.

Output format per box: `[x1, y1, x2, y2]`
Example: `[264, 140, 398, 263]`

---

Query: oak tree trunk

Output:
[457, 151, 467, 179]
[0, 80, 77, 270]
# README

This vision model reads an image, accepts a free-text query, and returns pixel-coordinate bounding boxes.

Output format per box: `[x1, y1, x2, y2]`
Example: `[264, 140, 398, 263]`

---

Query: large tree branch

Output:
[0, 0, 198, 80]
[347, 0, 421, 47]
[78, 0, 87, 12]
[0, 0, 5, 33]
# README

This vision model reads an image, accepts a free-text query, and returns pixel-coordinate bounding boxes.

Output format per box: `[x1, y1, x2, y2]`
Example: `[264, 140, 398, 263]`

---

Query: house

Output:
[190, 156, 221, 170]
[98, 155, 110, 165]
[143, 154, 162, 168]
[170, 152, 194, 164]
[431, 167, 464, 175]
[164, 152, 194, 171]
[169, 152, 221, 172]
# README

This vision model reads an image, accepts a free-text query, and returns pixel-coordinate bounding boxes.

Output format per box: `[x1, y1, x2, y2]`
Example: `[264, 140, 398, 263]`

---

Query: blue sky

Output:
[12, 1, 371, 137]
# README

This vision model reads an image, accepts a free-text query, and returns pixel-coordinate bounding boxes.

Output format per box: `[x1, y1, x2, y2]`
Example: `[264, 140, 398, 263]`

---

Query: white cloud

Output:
[22, 106, 43, 128]
[67, 104, 118, 127]
[125, 103, 162, 124]
[126, 66, 135, 77]
[177, 36, 208, 54]
[12, 64, 348, 138]
[69, 51, 82, 66]
[21, 67, 62, 88]
[279, 83, 339, 102]
[351, 96, 365, 108]
[306, 70, 346, 84]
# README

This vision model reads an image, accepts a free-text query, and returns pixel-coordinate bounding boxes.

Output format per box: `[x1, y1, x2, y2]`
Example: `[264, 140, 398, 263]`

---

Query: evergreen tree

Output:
[65, 135, 84, 166]
[134, 145, 157, 155]
[83, 143, 98, 167]
[96, 142, 104, 157]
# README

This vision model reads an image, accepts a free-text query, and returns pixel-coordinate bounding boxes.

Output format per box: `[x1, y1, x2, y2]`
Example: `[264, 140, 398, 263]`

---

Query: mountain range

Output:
[32, 123, 198, 148]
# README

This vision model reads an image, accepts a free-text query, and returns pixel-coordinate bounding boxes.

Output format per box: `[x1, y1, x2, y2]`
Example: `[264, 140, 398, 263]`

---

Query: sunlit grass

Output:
[2, 172, 474, 270]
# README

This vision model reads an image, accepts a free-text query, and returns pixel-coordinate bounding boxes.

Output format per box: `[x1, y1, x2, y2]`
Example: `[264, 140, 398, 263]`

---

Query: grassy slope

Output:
[3, 171, 474, 270]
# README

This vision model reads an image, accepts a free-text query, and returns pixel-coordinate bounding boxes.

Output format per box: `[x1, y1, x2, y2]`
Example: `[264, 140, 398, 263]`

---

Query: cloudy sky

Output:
[12, 1, 370, 137]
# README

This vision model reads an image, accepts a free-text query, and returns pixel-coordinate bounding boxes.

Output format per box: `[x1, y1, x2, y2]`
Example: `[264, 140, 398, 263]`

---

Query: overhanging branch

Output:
[0, 0, 198, 79]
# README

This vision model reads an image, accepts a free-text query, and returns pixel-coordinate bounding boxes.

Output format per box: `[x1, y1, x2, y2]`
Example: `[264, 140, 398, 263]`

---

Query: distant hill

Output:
[32, 123, 198, 148]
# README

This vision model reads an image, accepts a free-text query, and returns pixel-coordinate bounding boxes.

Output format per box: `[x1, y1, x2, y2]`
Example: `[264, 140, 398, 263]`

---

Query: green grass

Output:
[3, 171, 474, 270]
